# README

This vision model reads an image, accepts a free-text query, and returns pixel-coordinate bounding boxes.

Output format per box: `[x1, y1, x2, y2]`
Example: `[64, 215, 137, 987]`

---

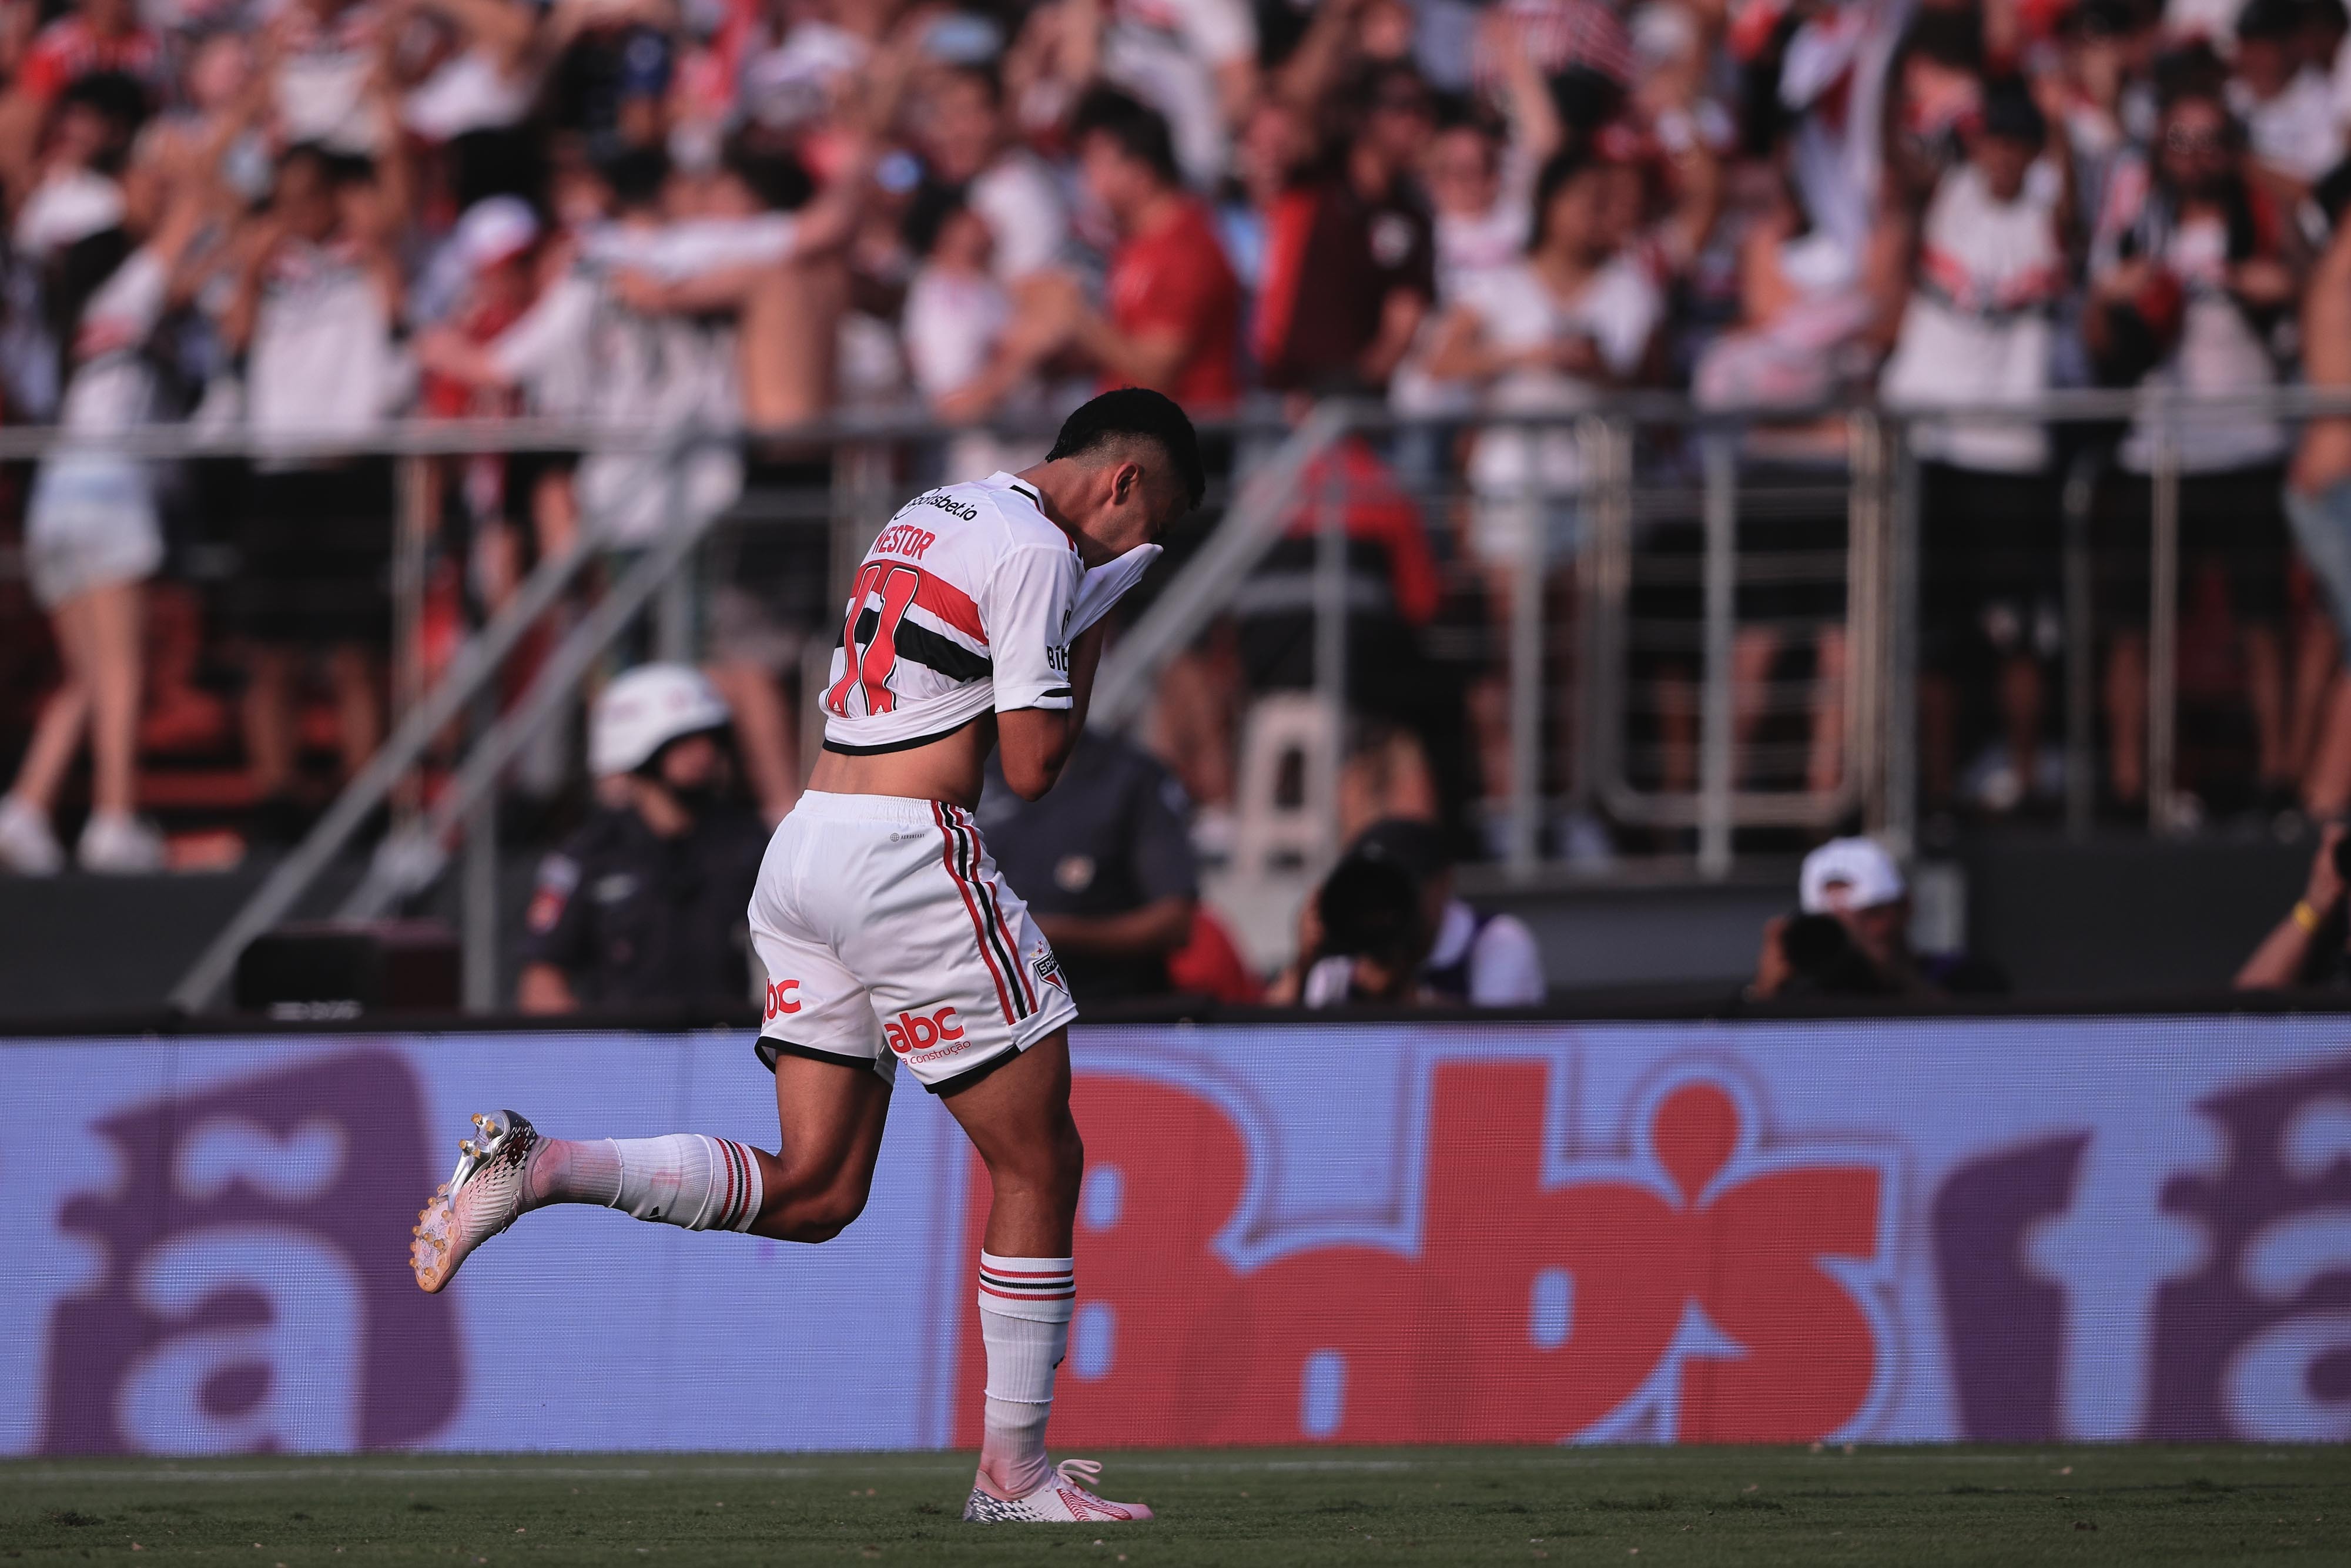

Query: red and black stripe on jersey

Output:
[845, 597, 992, 683]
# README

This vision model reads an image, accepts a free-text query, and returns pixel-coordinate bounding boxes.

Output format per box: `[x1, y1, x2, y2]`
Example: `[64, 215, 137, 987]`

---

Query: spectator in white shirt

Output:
[0, 186, 206, 876]
[220, 144, 412, 835]
[1424, 147, 1662, 575]
[2231, 0, 2345, 193]
[910, 61, 1071, 289]
[1880, 79, 2075, 816]
[2087, 79, 2306, 817]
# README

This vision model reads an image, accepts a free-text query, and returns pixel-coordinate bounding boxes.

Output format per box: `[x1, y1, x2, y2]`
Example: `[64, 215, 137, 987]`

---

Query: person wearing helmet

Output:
[514, 664, 768, 1015]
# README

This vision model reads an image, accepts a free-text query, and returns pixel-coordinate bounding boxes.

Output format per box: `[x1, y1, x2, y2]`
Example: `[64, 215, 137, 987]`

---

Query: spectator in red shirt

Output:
[0, 0, 159, 201]
[15, 0, 160, 103]
[1022, 88, 1242, 411]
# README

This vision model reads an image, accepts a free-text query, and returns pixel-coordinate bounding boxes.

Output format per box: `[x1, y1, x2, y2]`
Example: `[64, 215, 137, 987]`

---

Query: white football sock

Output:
[976, 1252, 1076, 1496]
[607, 1134, 763, 1232]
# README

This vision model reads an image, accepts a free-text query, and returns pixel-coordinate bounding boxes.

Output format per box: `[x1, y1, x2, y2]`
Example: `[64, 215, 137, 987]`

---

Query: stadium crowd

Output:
[3, 0, 2351, 900]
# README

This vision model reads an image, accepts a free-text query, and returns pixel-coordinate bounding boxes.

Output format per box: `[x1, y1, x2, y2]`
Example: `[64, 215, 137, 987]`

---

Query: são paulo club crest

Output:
[1032, 949, 1067, 995]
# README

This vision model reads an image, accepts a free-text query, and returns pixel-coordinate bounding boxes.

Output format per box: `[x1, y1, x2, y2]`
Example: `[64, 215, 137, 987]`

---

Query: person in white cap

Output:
[512, 663, 766, 1014]
[1753, 836, 2004, 998]
[1797, 835, 1913, 976]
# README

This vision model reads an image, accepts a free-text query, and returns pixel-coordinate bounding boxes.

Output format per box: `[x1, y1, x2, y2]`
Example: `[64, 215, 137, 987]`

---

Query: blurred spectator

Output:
[1426, 148, 1662, 579]
[0, 182, 203, 874]
[2229, 0, 2342, 193]
[1881, 78, 2074, 816]
[1023, 88, 1241, 408]
[2236, 816, 2351, 986]
[224, 144, 411, 836]
[1091, 0, 1260, 188]
[1165, 902, 1261, 999]
[976, 726, 1198, 1003]
[2286, 169, 2351, 816]
[910, 59, 1071, 294]
[903, 186, 1021, 450]
[1281, 816, 1545, 1006]
[8, 0, 2351, 894]
[1287, 847, 1426, 1003]
[1246, 63, 1435, 394]
[517, 663, 764, 1014]
[2088, 75, 2304, 817]
[1749, 836, 2006, 998]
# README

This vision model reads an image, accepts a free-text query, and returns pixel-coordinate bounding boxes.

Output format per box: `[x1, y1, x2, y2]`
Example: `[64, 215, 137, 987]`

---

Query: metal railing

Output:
[0, 388, 2337, 1009]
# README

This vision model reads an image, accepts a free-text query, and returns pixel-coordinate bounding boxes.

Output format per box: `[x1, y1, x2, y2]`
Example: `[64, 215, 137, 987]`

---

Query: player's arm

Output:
[996, 620, 1106, 800]
[984, 527, 1091, 798]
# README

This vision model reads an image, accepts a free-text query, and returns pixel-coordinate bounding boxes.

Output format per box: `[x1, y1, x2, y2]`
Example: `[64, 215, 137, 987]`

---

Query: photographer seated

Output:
[1284, 817, 1545, 1007]
[1750, 837, 2006, 1000]
[516, 666, 768, 1016]
[2236, 822, 2351, 989]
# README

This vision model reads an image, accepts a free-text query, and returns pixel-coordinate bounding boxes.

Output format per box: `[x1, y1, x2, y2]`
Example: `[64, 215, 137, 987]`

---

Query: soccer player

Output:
[408, 388, 1201, 1525]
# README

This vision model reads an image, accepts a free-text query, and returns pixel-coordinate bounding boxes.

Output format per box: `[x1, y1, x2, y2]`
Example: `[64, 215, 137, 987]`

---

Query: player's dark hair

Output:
[1046, 387, 1206, 512]
[1069, 87, 1181, 186]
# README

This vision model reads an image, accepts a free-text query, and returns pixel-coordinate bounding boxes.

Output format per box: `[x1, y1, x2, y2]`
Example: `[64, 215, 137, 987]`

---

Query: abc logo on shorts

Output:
[885, 1007, 963, 1055]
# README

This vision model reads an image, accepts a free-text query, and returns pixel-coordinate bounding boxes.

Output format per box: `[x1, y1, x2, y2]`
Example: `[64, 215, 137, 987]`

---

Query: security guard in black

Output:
[516, 664, 768, 1014]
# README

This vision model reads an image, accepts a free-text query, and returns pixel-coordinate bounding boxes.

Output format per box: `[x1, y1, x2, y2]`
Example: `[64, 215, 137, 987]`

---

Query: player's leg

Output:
[939, 1031, 1083, 1491]
[518, 1052, 892, 1241]
[411, 805, 900, 1292]
[937, 1031, 1148, 1523]
[409, 1055, 892, 1292]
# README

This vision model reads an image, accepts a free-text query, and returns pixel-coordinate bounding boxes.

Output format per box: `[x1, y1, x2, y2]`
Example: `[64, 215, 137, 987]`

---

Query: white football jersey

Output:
[822, 471, 1083, 752]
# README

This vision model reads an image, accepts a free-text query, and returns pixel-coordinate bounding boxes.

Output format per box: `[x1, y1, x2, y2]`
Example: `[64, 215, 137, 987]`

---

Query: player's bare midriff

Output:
[805, 713, 999, 809]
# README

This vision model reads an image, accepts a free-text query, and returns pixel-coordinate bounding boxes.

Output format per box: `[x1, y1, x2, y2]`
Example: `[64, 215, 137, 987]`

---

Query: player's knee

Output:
[758, 1168, 872, 1244]
[785, 1185, 868, 1244]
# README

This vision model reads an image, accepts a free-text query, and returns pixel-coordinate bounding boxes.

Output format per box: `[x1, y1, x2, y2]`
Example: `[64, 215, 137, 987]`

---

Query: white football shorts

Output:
[748, 790, 1077, 1092]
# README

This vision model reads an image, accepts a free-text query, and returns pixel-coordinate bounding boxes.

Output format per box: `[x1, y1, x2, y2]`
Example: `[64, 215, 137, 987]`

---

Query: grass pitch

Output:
[1, 1446, 2345, 1565]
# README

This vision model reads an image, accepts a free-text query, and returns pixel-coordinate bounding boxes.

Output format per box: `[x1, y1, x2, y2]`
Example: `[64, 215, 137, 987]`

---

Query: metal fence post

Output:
[1573, 416, 1625, 817]
[2062, 447, 2100, 839]
[1697, 432, 1737, 879]
[1846, 413, 1886, 833]
[654, 448, 695, 663]
[461, 678, 500, 1011]
[1507, 430, 1545, 879]
[2149, 428, 2181, 835]
[390, 455, 430, 826]
[1884, 424, 1920, 860]
[1313, 420, 1349, 848]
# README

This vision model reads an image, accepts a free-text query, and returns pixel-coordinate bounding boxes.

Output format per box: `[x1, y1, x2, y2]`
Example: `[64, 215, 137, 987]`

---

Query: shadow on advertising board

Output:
[1, 1019, 2346, 1453]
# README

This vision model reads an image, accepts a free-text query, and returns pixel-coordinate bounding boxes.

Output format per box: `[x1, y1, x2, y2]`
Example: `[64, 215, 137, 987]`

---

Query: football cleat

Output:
[410, 1110, 538, 1294]
[962, 1459, 1152, 1523]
